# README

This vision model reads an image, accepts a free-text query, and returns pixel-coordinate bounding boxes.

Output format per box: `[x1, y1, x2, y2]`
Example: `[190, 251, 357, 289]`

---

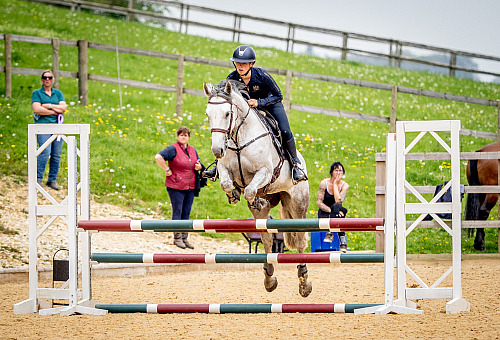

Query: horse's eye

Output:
[225, 111, 231, 118]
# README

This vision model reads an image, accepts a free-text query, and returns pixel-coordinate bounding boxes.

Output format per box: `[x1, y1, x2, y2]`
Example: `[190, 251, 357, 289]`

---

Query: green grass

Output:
[0, 0, 500, 253]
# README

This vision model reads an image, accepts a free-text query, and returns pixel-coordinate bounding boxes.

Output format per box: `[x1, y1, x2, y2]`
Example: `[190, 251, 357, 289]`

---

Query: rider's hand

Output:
[247, 99, 258, 107]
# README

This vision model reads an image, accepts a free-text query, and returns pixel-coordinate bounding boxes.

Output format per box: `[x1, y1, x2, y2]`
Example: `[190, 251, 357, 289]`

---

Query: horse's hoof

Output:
[299, 280, 312, 298]
[264, 277, 278, 292]
[474, 243, 485, 251]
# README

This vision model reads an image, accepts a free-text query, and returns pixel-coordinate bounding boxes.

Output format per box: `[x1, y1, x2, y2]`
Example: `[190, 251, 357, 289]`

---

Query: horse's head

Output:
[203, 80, 248, 159]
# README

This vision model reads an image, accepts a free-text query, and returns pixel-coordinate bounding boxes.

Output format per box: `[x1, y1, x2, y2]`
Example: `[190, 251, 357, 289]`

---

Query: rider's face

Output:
[235, 62, 253, 76]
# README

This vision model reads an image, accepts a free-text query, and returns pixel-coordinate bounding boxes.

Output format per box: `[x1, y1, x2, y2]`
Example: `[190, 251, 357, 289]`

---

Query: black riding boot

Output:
[285, 137, 307, 183]
[202, 161, 217, 179]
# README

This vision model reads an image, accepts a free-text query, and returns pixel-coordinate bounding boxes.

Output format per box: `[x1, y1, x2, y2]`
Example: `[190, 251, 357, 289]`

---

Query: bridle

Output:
[206, 92, 274, 188]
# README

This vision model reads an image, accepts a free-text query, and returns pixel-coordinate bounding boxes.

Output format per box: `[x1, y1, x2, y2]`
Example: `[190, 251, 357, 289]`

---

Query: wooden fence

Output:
[2, 32, 499, 140]
[26, 0, 500, 80]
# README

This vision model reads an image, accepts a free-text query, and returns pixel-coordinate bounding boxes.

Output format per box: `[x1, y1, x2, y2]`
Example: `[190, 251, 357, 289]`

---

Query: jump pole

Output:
[95, 303, 383, 314]
[91, 252, 385, 264]
[78, 217, 384, 233]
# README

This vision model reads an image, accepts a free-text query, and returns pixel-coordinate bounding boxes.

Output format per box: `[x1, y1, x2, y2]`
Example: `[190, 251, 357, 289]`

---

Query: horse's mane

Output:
[212, 79, 250, 100]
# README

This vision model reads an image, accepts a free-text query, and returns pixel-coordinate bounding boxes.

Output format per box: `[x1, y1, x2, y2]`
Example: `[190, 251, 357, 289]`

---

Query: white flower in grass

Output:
[99, 169, 104, 173]
[109, 169, 115, 173]
[116, 183, 120, 187]
[122, 185, 126, 189]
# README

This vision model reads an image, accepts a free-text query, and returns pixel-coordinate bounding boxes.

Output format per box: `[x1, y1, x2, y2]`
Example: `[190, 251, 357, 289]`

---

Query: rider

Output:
[203, 45, 307, 183]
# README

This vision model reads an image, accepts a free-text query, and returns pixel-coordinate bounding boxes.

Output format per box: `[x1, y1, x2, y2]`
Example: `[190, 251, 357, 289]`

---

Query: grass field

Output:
[1, 0, 499, 252]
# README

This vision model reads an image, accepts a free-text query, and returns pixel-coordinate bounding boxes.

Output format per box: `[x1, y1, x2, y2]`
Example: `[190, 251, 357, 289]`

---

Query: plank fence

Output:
[25, 0, 500, 80]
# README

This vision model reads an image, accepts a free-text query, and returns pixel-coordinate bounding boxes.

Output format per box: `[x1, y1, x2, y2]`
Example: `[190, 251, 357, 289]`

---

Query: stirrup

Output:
[202, 162, 217, 181]
[292, 166, 307, 184]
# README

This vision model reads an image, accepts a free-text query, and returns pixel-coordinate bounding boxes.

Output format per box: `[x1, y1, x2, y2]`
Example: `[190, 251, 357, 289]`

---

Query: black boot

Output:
[285, 137, 307, 184]
[202, 161, 217, 180]
[173, 232, 186, 249]
[182, 232, 194, 249]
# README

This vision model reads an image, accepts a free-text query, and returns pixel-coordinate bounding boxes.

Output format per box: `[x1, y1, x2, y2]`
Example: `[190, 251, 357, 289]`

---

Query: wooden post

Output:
[179, 4, 185, 33]
[375, 157, 386, 253]
[341, 33, 348, 61]
[52, 38, 60, 89]
[78, 40, 88, 106]
[390, 86, 397, 133]
[127, 0, 135, 21]
[284, 70, 292, 115]
[449, 52, 457, 78]
[395, 42, 402, 69]
[176, 54, 184, 116]
[4, 33, 12, 98]
[497, 101, 500, 253]
[287, 25, 295, 53]
[389, 41, 394, 67]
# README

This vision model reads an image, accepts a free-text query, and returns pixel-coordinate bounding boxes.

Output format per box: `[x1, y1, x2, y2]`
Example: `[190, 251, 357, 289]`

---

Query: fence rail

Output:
[26, 0, 500, 80]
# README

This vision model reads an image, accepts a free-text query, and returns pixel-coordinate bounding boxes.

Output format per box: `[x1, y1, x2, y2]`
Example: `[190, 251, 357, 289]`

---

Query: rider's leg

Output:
[268, 103, 307, 183]
[202, 160, 217, 179]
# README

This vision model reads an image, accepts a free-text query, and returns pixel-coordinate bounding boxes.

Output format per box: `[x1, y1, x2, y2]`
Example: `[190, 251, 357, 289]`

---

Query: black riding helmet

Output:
[230, 45, 256, 63]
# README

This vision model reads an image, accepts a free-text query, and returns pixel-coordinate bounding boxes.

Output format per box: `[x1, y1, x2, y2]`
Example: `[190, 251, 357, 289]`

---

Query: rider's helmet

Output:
[230, 45, 256, 63]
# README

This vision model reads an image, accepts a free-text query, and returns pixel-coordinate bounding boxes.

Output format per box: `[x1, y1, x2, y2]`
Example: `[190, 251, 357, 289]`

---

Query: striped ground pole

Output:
[91, 253, 385, 264]
[78, 217, 384, 233]
[95, 303, 382, 313]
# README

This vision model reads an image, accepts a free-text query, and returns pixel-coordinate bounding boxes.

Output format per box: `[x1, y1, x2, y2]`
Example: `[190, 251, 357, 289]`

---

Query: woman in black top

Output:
[316, 162, 349, 252]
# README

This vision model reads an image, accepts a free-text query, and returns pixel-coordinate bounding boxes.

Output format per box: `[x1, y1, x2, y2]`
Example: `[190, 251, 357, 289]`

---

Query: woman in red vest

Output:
[155, 126, 203, 249]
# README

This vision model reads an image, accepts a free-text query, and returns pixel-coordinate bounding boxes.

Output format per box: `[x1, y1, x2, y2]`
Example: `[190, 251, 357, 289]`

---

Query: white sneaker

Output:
[323, 232, 334, 243]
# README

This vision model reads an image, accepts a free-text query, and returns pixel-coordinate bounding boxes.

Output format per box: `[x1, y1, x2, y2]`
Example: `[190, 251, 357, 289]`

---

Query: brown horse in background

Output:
[465, 141, 500, 251]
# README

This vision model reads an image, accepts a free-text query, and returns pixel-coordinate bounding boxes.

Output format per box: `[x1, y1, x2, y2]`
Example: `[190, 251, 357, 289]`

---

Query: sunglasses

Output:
[42, 76, 53, 80]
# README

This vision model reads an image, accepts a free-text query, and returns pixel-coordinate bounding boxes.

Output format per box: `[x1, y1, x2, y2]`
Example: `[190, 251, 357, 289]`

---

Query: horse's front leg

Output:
[286, 232, 312, 298]
[217, 163, 238, 202]
[260, 233, 278, 292]
[244, 167, 272, 206]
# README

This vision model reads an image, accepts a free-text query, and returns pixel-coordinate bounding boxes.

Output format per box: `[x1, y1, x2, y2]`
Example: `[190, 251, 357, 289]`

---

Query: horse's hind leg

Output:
[474, 193, 498, 251]
[248, 203, 277, 292]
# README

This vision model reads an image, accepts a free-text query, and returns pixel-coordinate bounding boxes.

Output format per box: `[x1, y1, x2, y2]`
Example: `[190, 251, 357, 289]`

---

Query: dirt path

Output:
[1, 259, 500, 339]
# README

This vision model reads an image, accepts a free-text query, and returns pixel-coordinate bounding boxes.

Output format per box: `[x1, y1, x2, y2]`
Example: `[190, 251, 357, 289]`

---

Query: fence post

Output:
[287, 24, 295, 53]
[375, 157, 386, 253]
[232, 15, 241, 42]
[284, 70, 292, 115]
[52, 38, 60, 89]
[395, 42, 402, 69]
[390, 86, 397, 133]
[497, 101, 500, 253]
[176, 54, 184, 116]
[341, 33, 348, 61]
[78, 40, 88, 106]
[449, 52, 457, 78]
[127, 0, 135, 22]
[4, 33, 12, 98]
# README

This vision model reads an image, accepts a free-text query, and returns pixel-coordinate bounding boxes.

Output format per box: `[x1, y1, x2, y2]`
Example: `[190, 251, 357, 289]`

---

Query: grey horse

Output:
[203, 80, 312, 297]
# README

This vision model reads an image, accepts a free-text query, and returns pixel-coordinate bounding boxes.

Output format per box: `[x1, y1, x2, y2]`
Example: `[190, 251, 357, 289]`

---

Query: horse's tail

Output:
[465, 159, 481, 221]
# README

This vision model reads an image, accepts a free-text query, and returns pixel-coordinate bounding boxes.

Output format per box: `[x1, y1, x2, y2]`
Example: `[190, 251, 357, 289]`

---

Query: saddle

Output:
[255, 108, 284, 157]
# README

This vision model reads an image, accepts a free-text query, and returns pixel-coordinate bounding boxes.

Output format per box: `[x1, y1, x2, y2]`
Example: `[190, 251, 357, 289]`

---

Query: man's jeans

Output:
[37, 134, 63, 182]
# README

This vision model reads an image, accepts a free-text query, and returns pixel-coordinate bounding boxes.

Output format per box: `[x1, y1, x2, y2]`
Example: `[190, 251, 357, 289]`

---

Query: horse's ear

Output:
[203, 82, 213, 97]
[224, 80, 233, 95]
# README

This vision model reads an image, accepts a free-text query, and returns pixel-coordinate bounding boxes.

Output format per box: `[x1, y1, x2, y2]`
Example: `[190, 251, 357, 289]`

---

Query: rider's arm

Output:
[316, 179, 332, 213]
[256, 70, 283, 108]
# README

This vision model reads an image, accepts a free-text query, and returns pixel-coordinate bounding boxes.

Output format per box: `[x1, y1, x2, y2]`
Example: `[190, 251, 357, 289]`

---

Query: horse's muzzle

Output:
[212, 146, 225, 159]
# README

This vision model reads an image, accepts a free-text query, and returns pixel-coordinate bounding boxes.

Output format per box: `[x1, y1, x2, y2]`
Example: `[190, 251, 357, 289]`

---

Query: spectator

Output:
[316, 161, 349, 252]
[155, 126, 203, 249]
[31, 70, 68, 190]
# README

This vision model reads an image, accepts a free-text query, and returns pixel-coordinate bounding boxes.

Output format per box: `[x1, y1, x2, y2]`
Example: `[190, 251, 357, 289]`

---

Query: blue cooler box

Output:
[310, 232, 340, 252]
